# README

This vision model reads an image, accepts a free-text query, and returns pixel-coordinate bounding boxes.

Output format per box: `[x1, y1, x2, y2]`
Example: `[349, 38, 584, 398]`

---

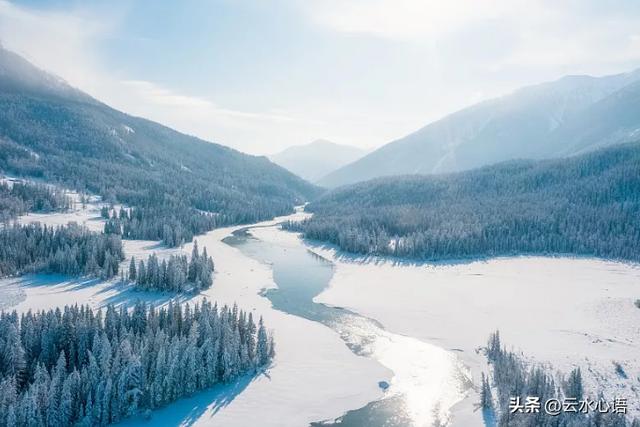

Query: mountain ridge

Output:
[292, 141, 640, 262]
[319, 68, 640, 188]
[0, 46, 320, 243]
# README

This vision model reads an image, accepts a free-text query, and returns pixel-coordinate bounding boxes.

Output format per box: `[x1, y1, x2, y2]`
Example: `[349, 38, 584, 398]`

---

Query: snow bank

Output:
[251, 226, 472, 427]
[16, 191, 105, 232]
[308, 241, 640, 424]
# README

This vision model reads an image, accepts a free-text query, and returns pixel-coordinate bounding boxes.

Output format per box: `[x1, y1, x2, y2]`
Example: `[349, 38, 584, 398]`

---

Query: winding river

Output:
[224, 225, 471, 427]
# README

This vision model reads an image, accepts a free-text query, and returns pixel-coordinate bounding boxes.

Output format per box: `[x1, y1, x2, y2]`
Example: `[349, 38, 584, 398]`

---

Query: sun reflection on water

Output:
[334, 314, 471, 426]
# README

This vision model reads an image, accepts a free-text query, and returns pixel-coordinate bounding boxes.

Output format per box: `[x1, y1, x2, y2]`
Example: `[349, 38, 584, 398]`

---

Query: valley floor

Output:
[2, 200, 639, 426]
[1, 206, 388, 427]
[301, 237, 640, 425]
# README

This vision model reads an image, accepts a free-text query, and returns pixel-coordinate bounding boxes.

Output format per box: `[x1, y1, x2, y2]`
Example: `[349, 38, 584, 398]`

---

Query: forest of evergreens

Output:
[128, 241, 214, 292]
[0, 223, 124, 279]
[288, 143, 640, 262]
[0, 46, 319, 245]
[0, 180, 71, 222]
[482, 331, 638, 427]
[0, 300, 274, 426]
[102, 206, 218, 248]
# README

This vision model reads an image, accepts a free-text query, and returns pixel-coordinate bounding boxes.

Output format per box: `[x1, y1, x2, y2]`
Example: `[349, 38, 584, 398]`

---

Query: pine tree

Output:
[0, 301, 274, 426]
[137, 261, 146, 287]
[100, 206, 110, 219]
[131, 250, 213, 292]
[480, 372, 492, 409]
[257, 317, 269, 367]
[564, 367, 583, 400]
[128, 257, 136, 281]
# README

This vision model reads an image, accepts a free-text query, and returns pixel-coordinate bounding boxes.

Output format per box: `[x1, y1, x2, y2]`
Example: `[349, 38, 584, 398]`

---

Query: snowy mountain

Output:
[0, 46, 92, 103]
[269, 139, 367, 182]
[0, 46, 319, 225]
[319, 69, 640, 188]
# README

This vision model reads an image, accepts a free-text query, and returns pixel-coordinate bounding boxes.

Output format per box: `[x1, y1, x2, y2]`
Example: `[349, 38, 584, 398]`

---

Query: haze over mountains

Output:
[0, 46, 319, 237]
[269, 139, 366, 182]
[319, 69, 640, 188]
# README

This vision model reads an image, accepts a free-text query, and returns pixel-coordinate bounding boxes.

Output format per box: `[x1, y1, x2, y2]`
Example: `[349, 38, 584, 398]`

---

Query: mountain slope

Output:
[269, 139, 366, 182]
[319, 70, 640, 187]
[0, 46, 320, 243]
[290, 142, 640, 262]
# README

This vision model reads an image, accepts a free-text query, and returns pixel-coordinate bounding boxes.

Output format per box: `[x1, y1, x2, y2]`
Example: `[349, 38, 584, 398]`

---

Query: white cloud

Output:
[121, 80, 216, 109]
[307, 0, 640, 73]
[308, 0, 515, 42]
[120, 80, 294, 122]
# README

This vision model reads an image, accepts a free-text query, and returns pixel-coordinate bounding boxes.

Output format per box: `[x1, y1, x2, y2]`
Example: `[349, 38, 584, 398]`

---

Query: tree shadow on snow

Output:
[482, 407, 497, 427]
[99, 284, 196, 308]
[121, 370, 268, 426]
[16, 274, 198, 310]
[302, 238, 487, 268]
[18, 274, 104, 292]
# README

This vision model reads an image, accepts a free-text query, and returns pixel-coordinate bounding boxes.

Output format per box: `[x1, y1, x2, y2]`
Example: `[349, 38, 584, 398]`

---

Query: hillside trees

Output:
[0, 223, 123, 278]
[0, 301, 274, 426]
[0, 45, 318, 246]
[289, 143, 640, 263]
[0, 180, 71, 221]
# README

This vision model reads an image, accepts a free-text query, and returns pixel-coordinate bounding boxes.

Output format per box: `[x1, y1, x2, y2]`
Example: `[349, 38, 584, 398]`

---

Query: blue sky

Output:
[2, 0, 640, 154]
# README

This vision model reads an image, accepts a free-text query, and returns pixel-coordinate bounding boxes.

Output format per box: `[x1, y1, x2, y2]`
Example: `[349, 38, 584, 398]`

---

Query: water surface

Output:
[224, 226, 470, 427]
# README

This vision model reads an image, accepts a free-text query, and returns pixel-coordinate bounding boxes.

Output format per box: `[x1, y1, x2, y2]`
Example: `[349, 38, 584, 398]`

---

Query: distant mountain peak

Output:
[270, 140, 367, 183]
[307, 139, 342, 147]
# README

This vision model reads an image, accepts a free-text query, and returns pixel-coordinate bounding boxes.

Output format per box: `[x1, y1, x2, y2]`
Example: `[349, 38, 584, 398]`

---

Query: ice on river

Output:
[305, 239, 640, 425]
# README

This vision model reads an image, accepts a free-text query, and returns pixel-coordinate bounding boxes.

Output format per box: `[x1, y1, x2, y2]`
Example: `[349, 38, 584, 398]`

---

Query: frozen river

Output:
[226, 226, 471, 427]
[4, 206, 639, 426]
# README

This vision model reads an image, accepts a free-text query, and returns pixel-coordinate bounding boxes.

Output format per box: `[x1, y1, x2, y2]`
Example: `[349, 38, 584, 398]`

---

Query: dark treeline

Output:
[0, 300, 274, 426]
[102, 206, 218, 248]
[289, 143, 640, 262]
[129, 242, 214, 292]
[482, 331, 638, 426]
[0, 180, 71, 222]
[0, 223, 123, 279]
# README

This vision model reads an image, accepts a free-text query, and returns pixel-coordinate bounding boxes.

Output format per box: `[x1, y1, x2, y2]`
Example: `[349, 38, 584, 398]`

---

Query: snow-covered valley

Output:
[306, 239, 640, 425]
[1, 205, 639, 426]
[1, 207, 388, 427]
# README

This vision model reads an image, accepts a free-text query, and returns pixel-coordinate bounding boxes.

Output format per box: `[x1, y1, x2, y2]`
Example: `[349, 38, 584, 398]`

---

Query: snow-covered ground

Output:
[143, 219, 390, 427]
[4, 197, 639, 426]
[1, 207, 390, 427]
[305, 241, 640, 425]
[10, 177, 105, 232]
[134, 209, 389, 427]
[17, 206, 105, 232]
[0, 277, 26, 310]
[250, 225, 472, 427]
